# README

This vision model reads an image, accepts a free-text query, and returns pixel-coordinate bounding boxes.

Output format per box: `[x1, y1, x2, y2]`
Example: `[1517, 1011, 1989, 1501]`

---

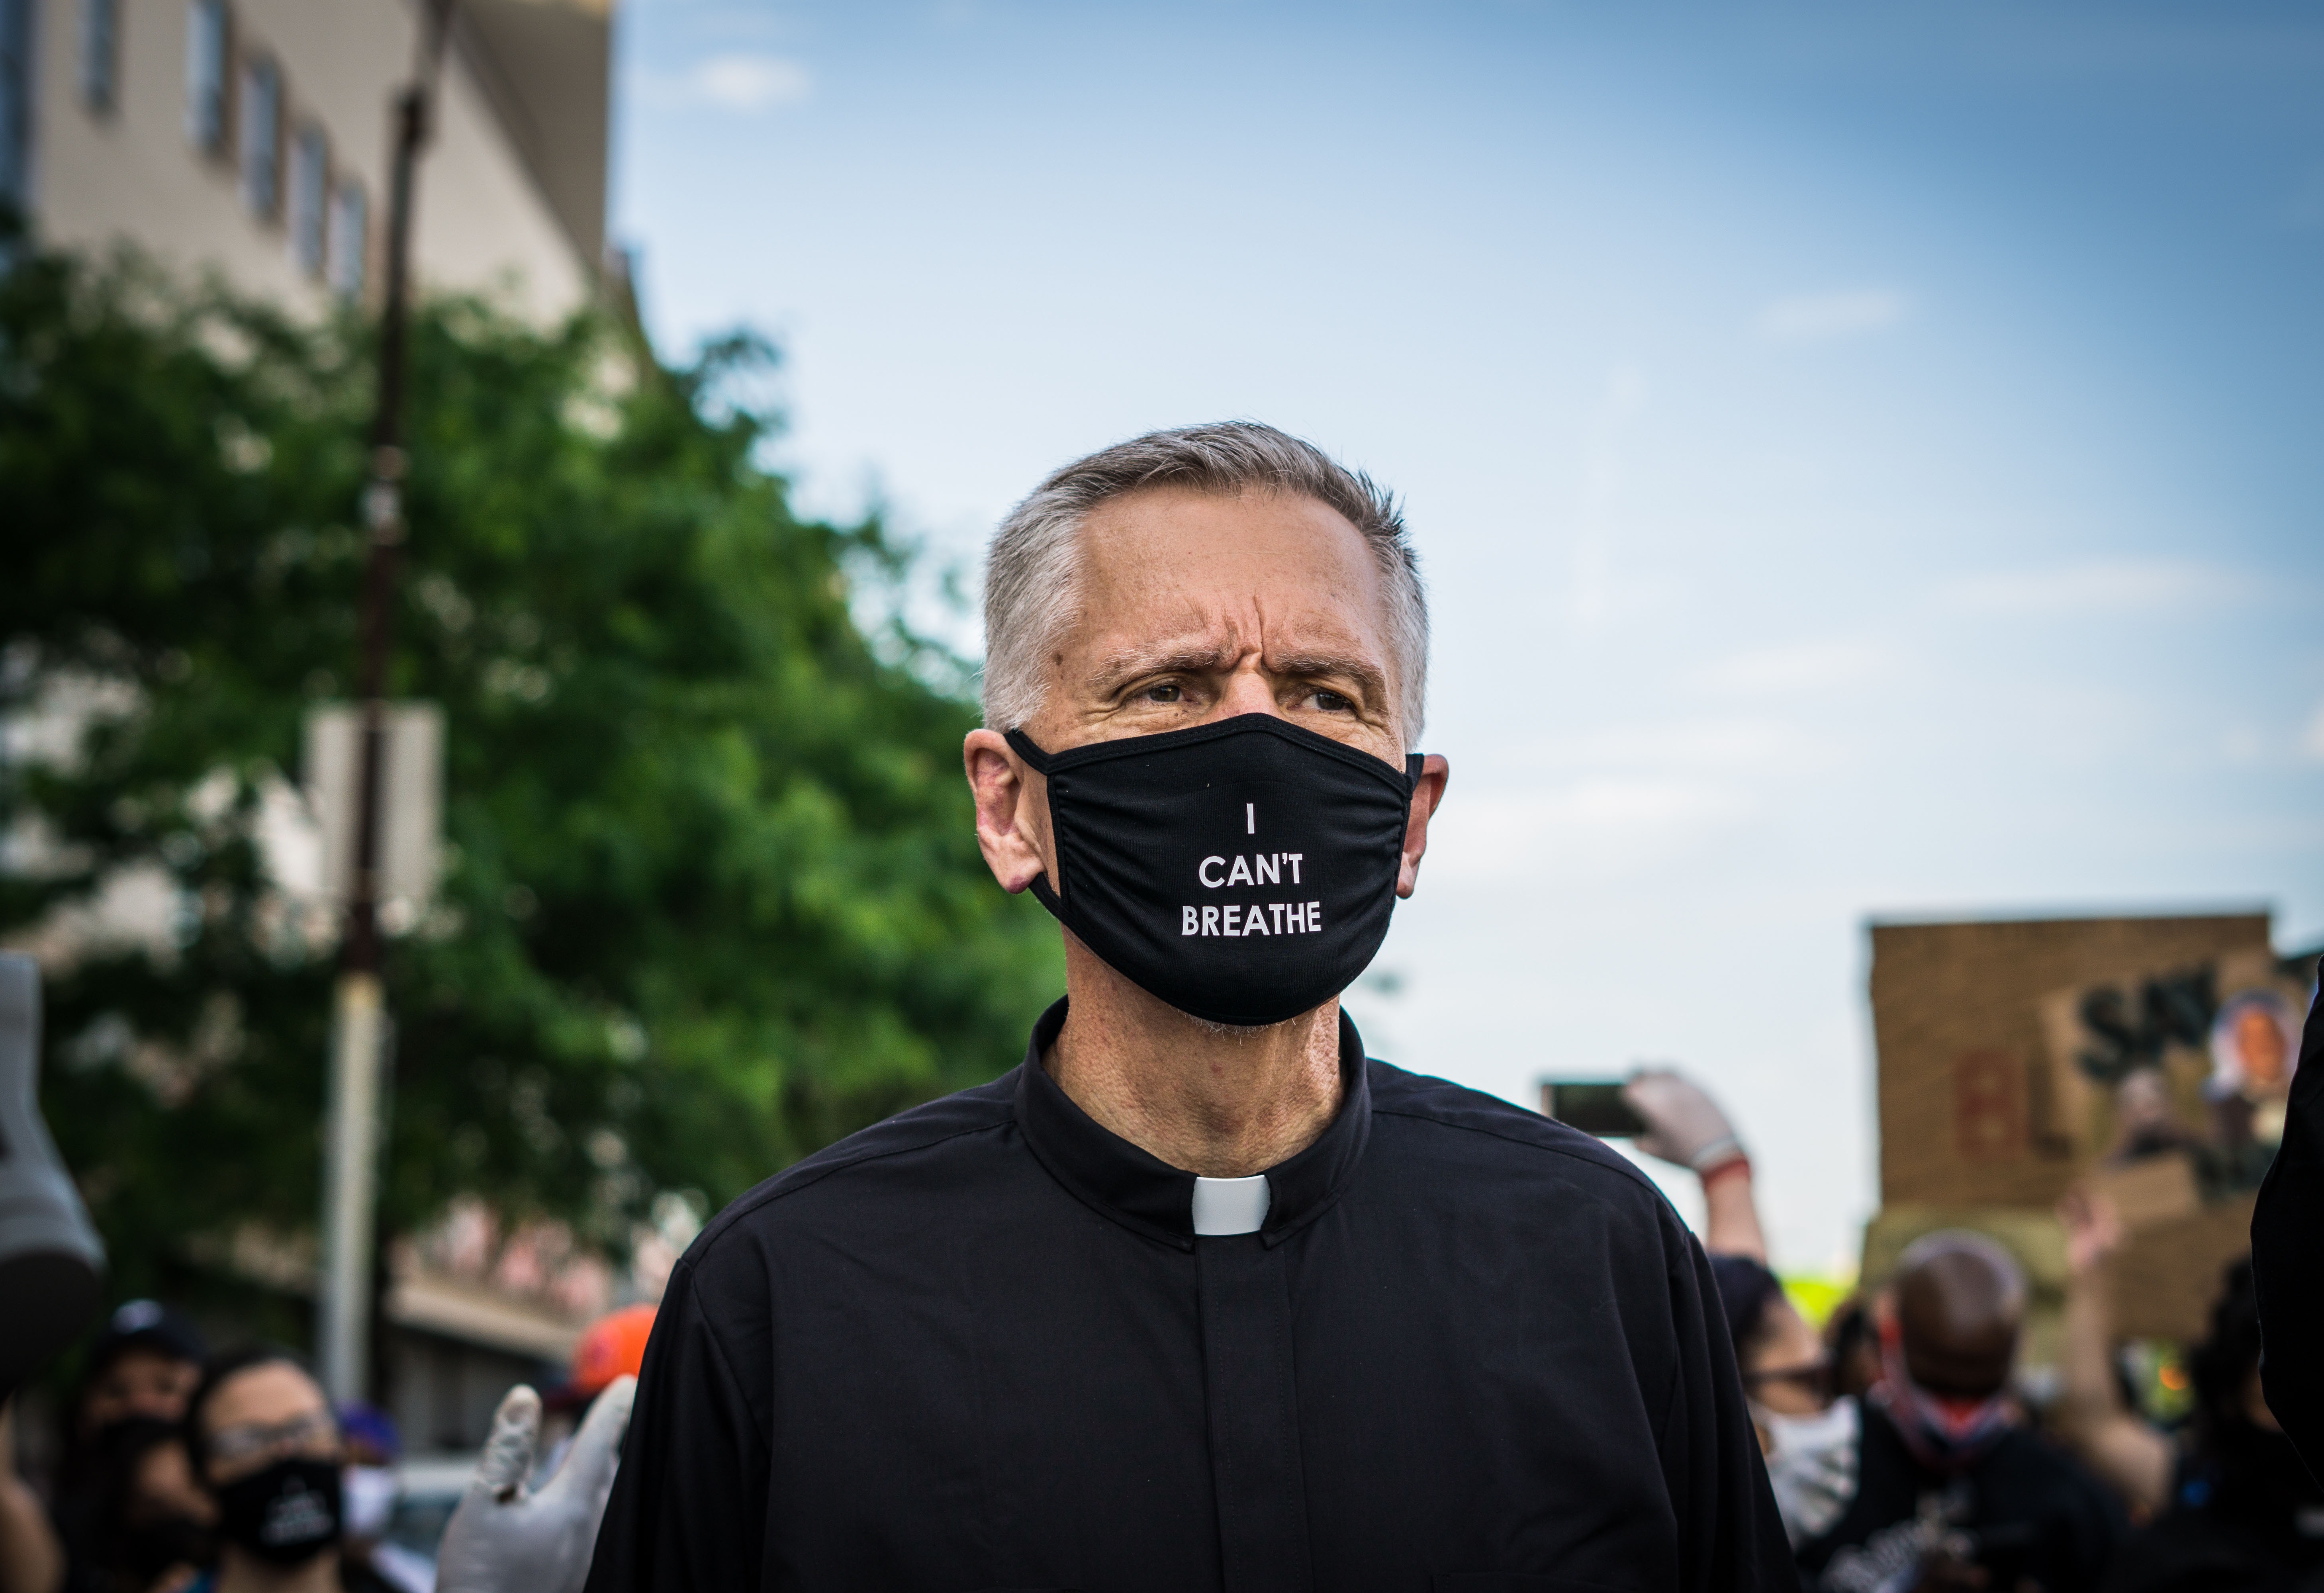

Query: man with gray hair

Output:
[585, 422, 1792, 1591]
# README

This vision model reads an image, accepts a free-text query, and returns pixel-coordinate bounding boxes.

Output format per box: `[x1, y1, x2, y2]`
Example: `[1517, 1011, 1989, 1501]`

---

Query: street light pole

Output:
[319, 0, 454, 1409]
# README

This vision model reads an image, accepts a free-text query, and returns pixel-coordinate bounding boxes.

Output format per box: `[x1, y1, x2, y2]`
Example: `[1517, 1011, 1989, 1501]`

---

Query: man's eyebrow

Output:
[1086, 641, 1239, 697]
[1269, 650, 1388, 700]
[1085, 641, 1388, 703]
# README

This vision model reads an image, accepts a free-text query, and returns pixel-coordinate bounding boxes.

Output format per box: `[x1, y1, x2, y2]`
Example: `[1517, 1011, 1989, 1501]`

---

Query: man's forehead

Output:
[1067, 487, 1390, 657]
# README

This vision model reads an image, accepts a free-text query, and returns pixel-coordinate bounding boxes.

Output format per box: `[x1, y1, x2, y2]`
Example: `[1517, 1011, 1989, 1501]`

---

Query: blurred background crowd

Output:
[3, 0, 2322, 1590]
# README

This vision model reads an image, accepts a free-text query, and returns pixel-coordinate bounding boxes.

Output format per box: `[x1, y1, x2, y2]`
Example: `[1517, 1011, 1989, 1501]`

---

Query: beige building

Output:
[0, 0, 625, 1454]
[2, 0, 611, 321]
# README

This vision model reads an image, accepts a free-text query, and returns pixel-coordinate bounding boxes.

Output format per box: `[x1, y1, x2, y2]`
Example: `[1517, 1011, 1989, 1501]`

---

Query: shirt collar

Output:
[1012, 997, 1374, 1252]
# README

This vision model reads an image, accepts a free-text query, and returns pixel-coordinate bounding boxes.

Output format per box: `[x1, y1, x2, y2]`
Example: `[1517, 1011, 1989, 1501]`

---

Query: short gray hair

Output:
[981, 422, 1429, 746]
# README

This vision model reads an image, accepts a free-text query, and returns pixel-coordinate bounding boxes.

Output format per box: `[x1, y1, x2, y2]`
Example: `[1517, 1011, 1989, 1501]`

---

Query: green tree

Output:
[1, 245, 1062, 1302]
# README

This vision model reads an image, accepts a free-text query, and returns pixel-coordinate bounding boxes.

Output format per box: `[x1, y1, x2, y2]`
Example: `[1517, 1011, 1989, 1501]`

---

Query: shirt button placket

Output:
[1195, 1234, 1314, 1593]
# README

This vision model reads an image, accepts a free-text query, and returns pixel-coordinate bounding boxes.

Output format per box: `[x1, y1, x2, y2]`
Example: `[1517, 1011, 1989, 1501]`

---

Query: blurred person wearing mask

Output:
[586, 424, 1792, 1593]
[70, 1309, 205, 1452]
[1794, 1231, 2123, 1593]
[53, 1307, 208, 1593]
[180, 1350, 390, 1593]
[1625, 1069, 1863, 1547]
[2100, 1260, 2324, 1593]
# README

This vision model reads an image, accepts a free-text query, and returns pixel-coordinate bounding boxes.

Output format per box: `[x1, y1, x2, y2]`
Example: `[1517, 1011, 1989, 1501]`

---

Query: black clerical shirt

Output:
[585, 1001, 1793, 1592]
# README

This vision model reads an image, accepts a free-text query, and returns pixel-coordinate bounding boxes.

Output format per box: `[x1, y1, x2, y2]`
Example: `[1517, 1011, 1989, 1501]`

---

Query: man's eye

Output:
[1307, 690, 1353, 713]
[1142, 683, 1183, 703]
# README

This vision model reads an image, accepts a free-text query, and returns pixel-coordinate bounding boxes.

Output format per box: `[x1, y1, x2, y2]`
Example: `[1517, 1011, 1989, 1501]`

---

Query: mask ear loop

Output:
[1001, 730, 1077, 921]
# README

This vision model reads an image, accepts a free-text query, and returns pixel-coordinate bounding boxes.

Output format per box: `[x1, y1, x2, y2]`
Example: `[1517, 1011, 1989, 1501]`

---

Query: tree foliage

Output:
[1, 245, 1061, 1296]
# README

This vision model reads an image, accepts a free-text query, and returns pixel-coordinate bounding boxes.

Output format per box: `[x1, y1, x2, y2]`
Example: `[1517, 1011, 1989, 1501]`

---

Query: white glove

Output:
[1622, 1068, 1745, 1173]
[435, 1375, 635, 1593]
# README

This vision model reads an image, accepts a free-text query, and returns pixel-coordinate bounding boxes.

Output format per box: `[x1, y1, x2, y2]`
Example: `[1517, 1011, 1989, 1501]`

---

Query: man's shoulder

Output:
[687, 1070, 1021, 1258]
[1365, 1058, 1667, 1201]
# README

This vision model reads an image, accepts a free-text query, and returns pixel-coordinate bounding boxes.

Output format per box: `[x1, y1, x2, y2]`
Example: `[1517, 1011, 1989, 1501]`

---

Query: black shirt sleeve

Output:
[583, 1256, 771, 1593]
[2254, 977, 2324, 1481]
[1657, 1210, 1799, 1592]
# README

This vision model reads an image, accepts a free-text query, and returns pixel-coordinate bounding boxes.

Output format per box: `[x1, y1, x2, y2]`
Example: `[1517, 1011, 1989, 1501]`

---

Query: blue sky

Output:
[609, 0, 2324, 1270]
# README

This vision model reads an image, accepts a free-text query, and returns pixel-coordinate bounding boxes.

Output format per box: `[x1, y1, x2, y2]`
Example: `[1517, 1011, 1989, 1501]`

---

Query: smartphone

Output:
[1543, 1080, 1646, 1138]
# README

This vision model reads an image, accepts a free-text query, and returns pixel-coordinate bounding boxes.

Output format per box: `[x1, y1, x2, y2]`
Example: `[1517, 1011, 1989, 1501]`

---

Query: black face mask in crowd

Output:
[1006, 714, 1424, 1027]
[215, 1456, 341, 1566]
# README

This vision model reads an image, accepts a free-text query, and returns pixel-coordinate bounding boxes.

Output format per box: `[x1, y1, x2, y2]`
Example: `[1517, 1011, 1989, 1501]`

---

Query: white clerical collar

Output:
[1190, 1174, 1272, 1237]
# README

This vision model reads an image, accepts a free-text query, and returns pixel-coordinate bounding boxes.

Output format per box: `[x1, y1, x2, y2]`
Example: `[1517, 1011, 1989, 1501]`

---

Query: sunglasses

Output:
[206, 1410, 339, 1466]
[1741, 1354, 1834, 1401]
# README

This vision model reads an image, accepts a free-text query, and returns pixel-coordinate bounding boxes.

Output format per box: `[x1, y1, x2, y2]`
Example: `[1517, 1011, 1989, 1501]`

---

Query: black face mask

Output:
[1007, 714, 1424, 1027]
[215, 1456, 341, 1566]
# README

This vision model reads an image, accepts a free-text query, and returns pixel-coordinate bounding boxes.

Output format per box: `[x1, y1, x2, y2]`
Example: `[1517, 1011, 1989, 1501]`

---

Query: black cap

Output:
[87, 1299, 206, 1377]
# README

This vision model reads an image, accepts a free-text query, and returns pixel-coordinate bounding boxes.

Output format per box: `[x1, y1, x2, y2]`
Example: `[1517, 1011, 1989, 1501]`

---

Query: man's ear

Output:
[1396, 754, 1450, 899]
[964, 729, 1048, 894]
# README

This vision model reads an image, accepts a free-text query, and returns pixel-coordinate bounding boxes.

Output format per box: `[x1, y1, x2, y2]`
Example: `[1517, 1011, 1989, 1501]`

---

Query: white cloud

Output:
[643, 53, 814, 113]
[1692, 640, 1883, 695]
[1938, 558, 2258, 616]
[1754, 287, 1911, 344]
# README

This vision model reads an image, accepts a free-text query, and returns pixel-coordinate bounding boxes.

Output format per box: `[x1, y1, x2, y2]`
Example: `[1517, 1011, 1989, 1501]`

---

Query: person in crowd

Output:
[66, 1309, 205, 1464]
[1710, 1253, 1864, 1552]
[180, 1349, 391, 1593]
[0, 1401, 65, 1593]
[584, 423, 1793, 1591]
[1624, 1069, 1864, 1549]
[1794, 1230, 2124, 1593]
[51, 1307, 208, 1593]
[2252, 962, 2324, 1477]
[59, 1307, 206, 1504]
[2097, 1256, 2324, 1593]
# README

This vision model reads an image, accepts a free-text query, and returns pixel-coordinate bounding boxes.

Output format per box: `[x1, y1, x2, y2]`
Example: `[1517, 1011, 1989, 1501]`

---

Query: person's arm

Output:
[0, 1403, 63, 1593]
[2052, 1188, 2172, 1519]
[2255, 975, 2324, 1478]
[1624, 1070, 1766, 1262]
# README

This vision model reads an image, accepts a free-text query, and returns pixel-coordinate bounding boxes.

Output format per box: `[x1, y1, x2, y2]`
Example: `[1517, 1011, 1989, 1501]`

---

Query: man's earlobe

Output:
[1396, 754, 1450, 899]
[963, 729, 1046, 894]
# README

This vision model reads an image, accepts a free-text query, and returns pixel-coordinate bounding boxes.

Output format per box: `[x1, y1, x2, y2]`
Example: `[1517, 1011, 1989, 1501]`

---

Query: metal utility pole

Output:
[319, 0, 454, 1409]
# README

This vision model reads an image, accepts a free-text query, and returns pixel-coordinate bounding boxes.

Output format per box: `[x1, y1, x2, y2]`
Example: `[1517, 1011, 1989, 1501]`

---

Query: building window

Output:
[81, 0, 120, 115]
[185, 0, 228, 153]
[239, 55, 280, 218]
[327, 180, 367, 299]
[289, 123, 327, 275]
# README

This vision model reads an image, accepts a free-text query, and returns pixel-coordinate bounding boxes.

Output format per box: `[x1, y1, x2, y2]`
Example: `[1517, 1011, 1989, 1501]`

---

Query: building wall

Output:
[29, 0, 592, 320]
